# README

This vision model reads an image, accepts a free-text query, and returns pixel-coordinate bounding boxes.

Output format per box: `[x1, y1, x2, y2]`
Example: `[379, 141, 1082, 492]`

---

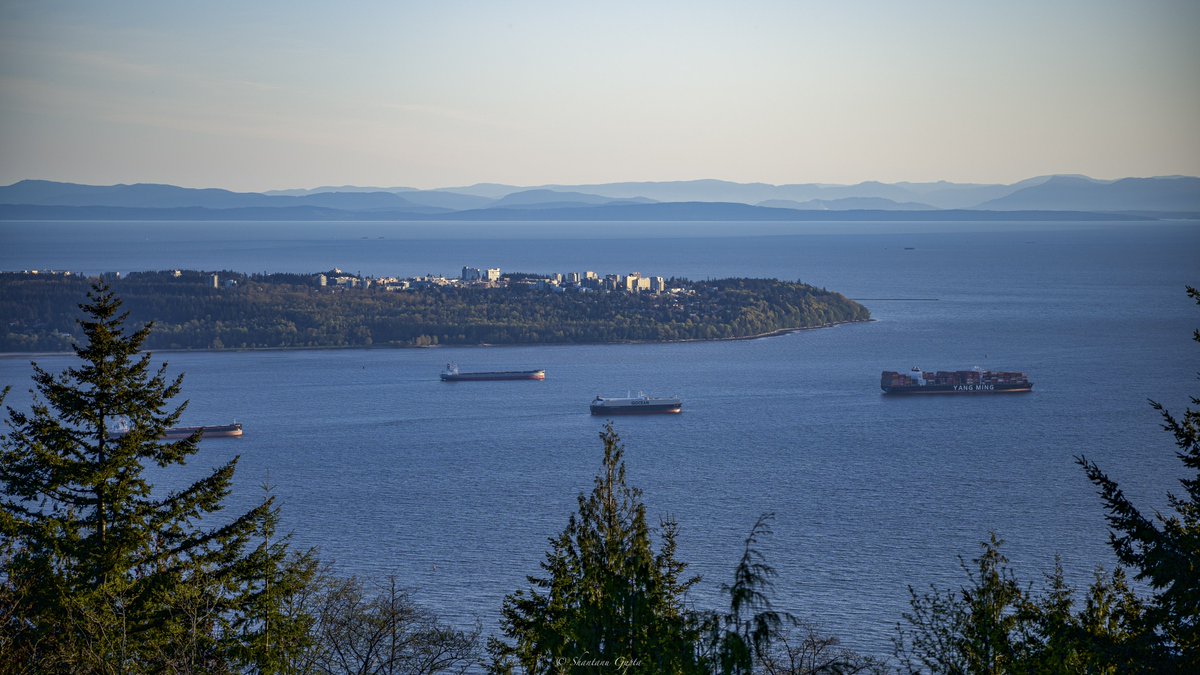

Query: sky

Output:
[1, 1, 1198, 191]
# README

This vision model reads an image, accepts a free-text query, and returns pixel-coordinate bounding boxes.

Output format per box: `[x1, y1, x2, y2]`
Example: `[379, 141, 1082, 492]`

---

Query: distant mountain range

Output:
[757, 197, 936, 211]
[1, 175, 1196, 221]
[974, 175, 1200, 211]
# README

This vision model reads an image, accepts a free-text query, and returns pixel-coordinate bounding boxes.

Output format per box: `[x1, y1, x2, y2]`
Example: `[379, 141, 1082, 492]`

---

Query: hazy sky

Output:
[1, 1, 1197, 191]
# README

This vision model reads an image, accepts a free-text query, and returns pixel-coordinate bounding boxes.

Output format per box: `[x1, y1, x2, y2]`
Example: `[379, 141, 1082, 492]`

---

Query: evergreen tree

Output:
[893, 534, 1028, 674]
[488, 424, 700, 674]
[694, 514, 883, 674]
[694, 514, 794, 675]
[893, 534, 1142, 674]
[1076, 285, 1200, 669]
[1020, 560, 1143, 673]
[0, 282, 316, 672]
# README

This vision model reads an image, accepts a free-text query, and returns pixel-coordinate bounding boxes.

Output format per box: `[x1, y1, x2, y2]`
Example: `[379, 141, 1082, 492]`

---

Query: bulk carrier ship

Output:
[158, 423, 244, 439]
[440, 363, 546, 381]
[881, 368, 1032, 394]
[111, 422, 243, 440]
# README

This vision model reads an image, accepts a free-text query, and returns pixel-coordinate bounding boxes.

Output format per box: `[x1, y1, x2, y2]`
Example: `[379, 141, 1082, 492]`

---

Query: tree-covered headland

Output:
[0, 270, 869, 352]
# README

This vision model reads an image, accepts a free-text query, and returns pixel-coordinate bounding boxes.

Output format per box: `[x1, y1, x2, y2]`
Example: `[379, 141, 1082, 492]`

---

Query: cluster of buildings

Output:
[459, 267, 502, 283]
[312, 266, 676, 295]
[316, 269, 369, 289]
[460, 267, 672, 294]
[11, 269, 76, 276]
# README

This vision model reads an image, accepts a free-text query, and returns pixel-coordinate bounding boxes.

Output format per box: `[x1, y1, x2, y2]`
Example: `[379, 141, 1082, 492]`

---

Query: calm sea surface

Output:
[1, 219, 1198, 658]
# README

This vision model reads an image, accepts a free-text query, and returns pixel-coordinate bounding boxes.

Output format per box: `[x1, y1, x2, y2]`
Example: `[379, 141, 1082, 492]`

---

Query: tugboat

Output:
[440, 363, 546, 381]
[590, 393, 682, 415]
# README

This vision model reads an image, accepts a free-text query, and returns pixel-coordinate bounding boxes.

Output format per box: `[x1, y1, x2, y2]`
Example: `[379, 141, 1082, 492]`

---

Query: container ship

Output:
[590, 393, 682, 415]
[440, 363, 546, 381]
[881, 368, 1032, 394]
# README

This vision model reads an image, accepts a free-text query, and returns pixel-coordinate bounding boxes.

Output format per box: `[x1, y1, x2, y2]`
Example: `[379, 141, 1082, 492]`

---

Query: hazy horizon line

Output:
[9, 172, 1200, 194]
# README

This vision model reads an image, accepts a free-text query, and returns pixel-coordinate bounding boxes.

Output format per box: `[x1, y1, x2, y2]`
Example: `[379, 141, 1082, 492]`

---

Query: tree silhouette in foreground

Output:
[694, 515, 885, 674]
[694, 514, 793, 674]
[490, 426, 879, 674]
[1077, 285, 1200, 669]
[489, 424, 700, 673]
[0, 282, 316, 672]
[893, 534, 1141, 674]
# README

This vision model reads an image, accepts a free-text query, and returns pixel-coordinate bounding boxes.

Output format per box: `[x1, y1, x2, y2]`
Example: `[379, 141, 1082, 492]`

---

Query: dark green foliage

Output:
[894, 534, 1026, 674]
[0, 282, 316, 672]
[695, 519, 886, 674]
[1023, 562, 1144, 673]
[893, 534, 1141, 674]
[1076, 285, 1200, 669]
[0, 272, 870, 351]
[489, 431, 871, 674]
[489, 424, 701, 674]
[695, 514, 794, 674]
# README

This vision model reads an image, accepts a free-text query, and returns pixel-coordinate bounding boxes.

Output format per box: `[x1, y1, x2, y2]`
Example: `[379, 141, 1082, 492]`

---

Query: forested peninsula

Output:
[0, 271, 869, 352]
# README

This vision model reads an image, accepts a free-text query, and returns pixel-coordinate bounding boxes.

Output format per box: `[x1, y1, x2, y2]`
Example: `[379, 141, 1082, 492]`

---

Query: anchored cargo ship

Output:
[160, 423, 244, 439]
[112, 422, 243, 440]
[590, 393, 683, 415]
[440, 363, 546, 381]
[881, 368, 1032, 394]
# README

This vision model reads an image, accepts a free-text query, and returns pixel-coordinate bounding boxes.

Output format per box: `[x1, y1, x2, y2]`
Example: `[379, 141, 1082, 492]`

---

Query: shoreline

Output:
[668, 318, 872, 344]
[0, 318, 873, 359]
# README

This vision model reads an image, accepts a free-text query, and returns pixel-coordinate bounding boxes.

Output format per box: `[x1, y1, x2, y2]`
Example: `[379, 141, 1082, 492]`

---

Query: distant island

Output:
[0, 269, 870, 352]
[1, 175, 1197, 221]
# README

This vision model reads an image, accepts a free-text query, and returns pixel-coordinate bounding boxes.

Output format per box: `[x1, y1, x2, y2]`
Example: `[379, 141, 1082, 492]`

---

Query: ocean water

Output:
[1, 219, 1197, 659]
